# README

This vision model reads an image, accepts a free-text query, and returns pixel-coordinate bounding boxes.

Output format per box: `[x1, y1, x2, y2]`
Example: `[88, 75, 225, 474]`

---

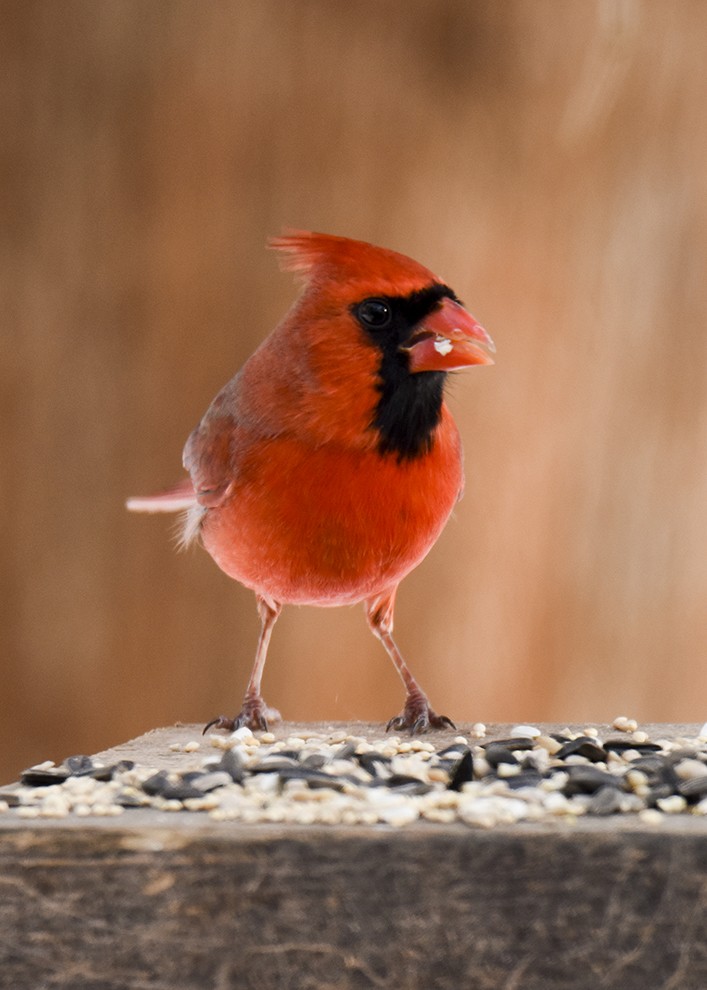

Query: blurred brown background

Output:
[2, 0, 706, 783]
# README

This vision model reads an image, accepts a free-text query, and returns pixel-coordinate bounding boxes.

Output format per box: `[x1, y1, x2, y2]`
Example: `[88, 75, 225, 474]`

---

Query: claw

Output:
[202, 714, 237, 735]
[245, 708, 269, 732]
[202, 700, 270, 735]
[386, 698, 456, 735]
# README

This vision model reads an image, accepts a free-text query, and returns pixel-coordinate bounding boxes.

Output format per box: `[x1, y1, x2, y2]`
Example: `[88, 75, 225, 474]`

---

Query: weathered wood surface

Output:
[2, 723, 707, 989]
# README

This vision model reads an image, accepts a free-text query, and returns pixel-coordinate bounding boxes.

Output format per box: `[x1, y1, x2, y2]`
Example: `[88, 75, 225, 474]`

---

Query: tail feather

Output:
[126, 478, 195, 513]
[175, 503, 207, 550]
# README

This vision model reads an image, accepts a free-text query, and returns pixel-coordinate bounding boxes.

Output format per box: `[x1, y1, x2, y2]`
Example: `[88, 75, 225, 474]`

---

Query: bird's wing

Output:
[182, 411, 239, 509]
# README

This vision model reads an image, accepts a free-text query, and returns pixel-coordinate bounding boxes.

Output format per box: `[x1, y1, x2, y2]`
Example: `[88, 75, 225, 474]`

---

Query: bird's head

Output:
[269, 231, 494, 459]
[270, 230, 495, 374]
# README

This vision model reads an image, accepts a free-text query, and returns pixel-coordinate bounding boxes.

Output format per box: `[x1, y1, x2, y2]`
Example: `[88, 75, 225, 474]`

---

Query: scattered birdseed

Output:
[4, 724, 707, 829]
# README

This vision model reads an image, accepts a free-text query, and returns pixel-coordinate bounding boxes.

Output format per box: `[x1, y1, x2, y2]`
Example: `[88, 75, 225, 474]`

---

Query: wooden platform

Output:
[2, 722, 707, 989]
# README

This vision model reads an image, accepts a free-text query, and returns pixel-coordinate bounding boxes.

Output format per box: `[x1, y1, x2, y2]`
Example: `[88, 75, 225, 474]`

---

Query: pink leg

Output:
[365, 590, 455, 734]
[203, 595, 282, 733]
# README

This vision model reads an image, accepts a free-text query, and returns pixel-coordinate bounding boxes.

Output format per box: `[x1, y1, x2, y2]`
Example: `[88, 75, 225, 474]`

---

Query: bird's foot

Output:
[386, 695, 456, 735]
[202, 697, 278, 735]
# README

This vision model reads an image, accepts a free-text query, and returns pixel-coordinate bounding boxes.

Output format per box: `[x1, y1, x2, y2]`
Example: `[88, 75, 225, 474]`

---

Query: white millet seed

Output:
[612, 716, 638, 733]
[639, 808, 665, 825]
[535, 735, 563, 756]
[656, 795, 687, 814]
[675, 759, 707, 781]
[208, 735, 234, 750]
[511, 725, 541, 739]
[497, 763, 521, 778]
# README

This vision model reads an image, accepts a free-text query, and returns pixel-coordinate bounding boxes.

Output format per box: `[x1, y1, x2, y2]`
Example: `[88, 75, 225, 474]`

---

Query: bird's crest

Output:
[269, 230, 442, 298]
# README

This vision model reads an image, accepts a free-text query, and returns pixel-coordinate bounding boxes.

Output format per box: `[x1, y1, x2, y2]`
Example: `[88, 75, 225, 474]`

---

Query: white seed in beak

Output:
[433, 336, 453, 356]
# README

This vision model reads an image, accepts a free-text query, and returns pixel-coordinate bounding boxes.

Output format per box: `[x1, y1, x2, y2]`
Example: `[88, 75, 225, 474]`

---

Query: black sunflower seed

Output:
[437, 746, 473, 791]
[301, 753, 329, 769]
[90, 760, 135, 782]
[374, 774, 431, 795]
[678, 776, 707, 801]
[506, 770, 543, 790]
[604, 739, 661, 755]
[587, 785, 623, 816]
[63, 755, 95, 776]
[555, 738, 607, 762]
[277, 767, 350, 791]
[562, 765, 624, 796]
[189, 771, 233, 793]
[20, 767, 70, 787]
[629, 755, 678, 790]
[334, 742, 359, 761]
[116, 791, 147, 807]
[159, 782, 206, 801]
[355, 752, 391, 777]
[276, 749, 306, 761]
[218, 748, 245, 783]
[484, 744, 519, 769]
[250, 758, 301, 774]
[483, 737, 536, 752]
[141, 771, 171, 796]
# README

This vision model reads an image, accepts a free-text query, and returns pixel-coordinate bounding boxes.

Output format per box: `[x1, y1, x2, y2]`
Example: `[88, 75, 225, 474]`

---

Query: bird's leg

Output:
[203, 595, 282, 734]
[365, 590, 455, 735]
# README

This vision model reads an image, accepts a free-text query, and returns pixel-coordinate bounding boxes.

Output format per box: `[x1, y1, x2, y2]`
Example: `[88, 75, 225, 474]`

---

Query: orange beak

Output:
[403, 297, 495, 373]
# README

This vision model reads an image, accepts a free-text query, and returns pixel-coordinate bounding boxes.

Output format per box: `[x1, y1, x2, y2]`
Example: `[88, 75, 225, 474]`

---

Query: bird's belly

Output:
[200, 439, 462, 606]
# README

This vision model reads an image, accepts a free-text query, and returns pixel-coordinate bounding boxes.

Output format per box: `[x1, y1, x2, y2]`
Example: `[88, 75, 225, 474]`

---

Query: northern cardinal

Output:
[128, 232, 494, 733]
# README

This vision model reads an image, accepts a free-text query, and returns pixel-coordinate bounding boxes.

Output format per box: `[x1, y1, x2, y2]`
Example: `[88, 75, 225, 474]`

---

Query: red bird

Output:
[128, 232, 494, 733]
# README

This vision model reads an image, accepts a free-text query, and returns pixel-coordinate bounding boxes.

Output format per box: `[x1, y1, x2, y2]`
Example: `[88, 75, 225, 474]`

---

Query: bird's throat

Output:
[372, 361, 445, 460]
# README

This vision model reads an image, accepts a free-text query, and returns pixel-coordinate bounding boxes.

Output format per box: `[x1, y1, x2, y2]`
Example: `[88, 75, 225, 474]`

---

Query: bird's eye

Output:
[357, 298, 392, 329]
